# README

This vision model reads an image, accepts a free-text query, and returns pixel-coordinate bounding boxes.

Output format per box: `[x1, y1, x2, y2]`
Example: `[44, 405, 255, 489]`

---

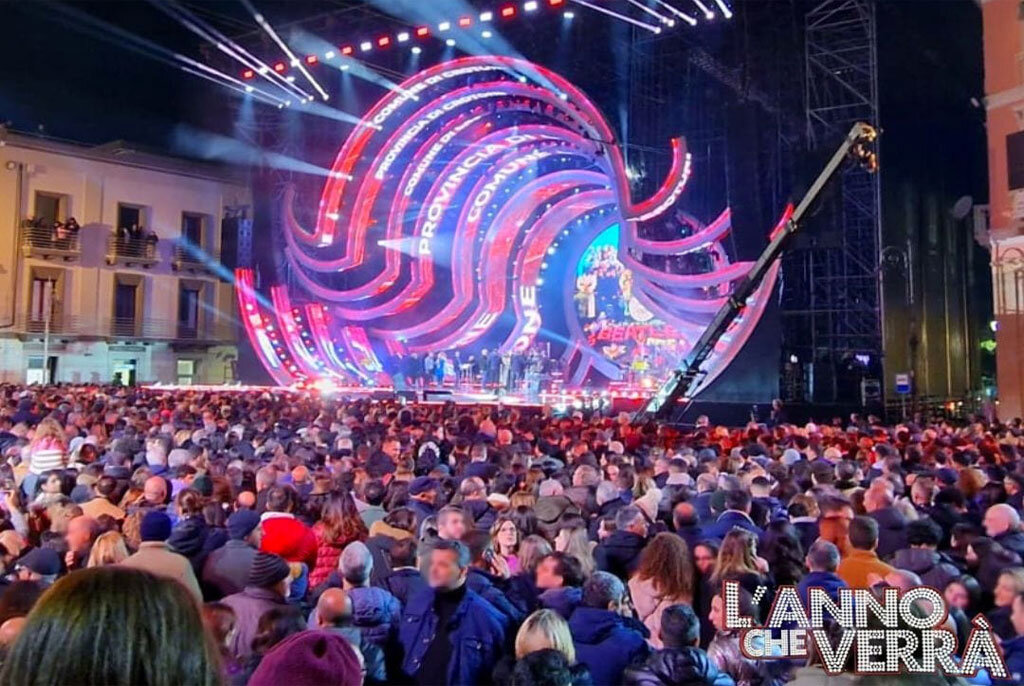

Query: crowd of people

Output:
[0, 384, 1021, 686]
[24, 216, 82, 251]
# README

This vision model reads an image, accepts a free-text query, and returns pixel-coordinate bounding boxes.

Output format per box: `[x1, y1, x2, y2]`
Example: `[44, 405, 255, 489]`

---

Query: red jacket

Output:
[259, 514, 318, 569]
[308, 522, 363, 587]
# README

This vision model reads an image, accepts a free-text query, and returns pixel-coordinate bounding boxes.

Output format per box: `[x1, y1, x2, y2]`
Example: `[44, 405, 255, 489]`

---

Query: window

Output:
[117, 204, 143, 232]
[178, 285, 200, 339]
[181, 213, 204, 248]
[29, 277, 56, 323]
[177, 359, 195, 385]
[34, 192, 66, 226]
[113, 283, 138, 336]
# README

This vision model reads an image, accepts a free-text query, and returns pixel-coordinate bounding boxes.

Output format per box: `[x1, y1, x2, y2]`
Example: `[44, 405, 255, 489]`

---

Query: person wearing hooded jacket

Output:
[624, 604, 735, 686]
[568, 572, 649, 686]
[593, 506, 648, 581]
[309, 542, 400, 648]
[889, 518, 961, 590]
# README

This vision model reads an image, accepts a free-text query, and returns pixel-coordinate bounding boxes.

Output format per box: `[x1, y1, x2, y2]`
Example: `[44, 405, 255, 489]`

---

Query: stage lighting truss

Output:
[236, 0, 731, 82]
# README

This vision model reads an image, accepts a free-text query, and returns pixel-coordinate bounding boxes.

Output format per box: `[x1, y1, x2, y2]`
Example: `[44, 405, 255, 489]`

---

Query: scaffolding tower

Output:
[783, 0, 882, 403]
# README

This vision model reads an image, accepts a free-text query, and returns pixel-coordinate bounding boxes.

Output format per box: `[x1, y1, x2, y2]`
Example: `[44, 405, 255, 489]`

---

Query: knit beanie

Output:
[140, 510, 172, 542]
[247, 552, 290, 588]
[247, 631, 361, 686]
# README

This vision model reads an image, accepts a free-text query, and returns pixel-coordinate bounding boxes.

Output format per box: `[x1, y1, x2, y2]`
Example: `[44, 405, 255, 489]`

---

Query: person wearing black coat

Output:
[593, 506, 647, 580]
[624, 604, 734, 686]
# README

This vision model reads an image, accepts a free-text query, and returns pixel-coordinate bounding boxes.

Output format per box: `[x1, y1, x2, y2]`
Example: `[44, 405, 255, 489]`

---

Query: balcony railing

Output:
[10, 314, 234, 344]
[21, 224, 81, 261]
[172, 241, 217, 273]
[106, 232, 159, 267]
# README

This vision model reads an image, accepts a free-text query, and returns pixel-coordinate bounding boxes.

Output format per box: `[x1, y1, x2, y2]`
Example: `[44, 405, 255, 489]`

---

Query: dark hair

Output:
[0, 567, 219, 686]
[848, 516, 879, 551]
[95, 476, 118, 499]
[907, 518, 943, 547]
[724, 489, 751, 512]
[383, 506, 417, 533]
[539, 552, 585, 588]
[390, 537, 418, 567]
[250, 606, 306, 656]
[364, 480, 386, 506]
[431, 539, 470, 568]
[463, 529, 494, 565]
[265, 485, 294, 513]
[0, 581, 44, 625]
[660, 604, 700, 649]
[581, 571, 624, 608]
[760, 520, 806, 586]
[934, 487, 966, 508]
[945, 574, 983, 615]
[510, 648, 574, 686]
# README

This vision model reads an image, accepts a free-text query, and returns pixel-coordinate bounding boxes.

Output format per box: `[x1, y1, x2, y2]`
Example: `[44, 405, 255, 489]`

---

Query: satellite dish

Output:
[951, 195, 974, 220]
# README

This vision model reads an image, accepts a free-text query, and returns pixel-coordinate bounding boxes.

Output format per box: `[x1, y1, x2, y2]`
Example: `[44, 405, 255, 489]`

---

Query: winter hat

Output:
[408, 476, 438, 496]
[247, 630, 361, 686]
[17, 548, 61, 576]
[140, 510, 172, 542]
[247, 552, 290, 588]
[191, 474, 213, 498]
[228, 509, 261, 541]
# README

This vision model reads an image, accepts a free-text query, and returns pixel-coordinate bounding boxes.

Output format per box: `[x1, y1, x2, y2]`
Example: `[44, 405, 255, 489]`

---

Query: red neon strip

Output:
[273, 62, 285, 72]
[378, 36, 391, 47]
[305, 55, 318, 65]
[341, 45, 354, 55]
[243, 69, 254, 79]
[458, 16, 472, 27]
[501, 6, 516, 17]
[416, 26, 429, 37]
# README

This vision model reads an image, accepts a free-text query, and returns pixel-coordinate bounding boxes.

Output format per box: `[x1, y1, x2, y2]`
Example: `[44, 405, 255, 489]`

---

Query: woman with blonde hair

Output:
[554, 522, 596, 578]
[86, 531, 130, 567]
[492, 609, 591, 685]
[25, 418, 67, 496]
[628, 532, 695, 648]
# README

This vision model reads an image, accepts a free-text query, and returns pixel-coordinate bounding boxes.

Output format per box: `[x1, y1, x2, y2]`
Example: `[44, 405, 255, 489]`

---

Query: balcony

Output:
[10, 314, 234, 345]
[172, 241, 216, 274]
[106, 232, 159, 268]
[21, 222, 81, 261]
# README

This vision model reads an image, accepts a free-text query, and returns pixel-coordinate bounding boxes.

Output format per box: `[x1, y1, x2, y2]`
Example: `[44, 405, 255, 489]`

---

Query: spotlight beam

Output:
[242, 0, 330, 100]
[566, 0, 662, 33]
[178, 65, 285, 106]
[621, 0, 675, 26]
[149, 0, 314, 101]
[712, 0, 734, 19]
[689, 0, 716, 19]
[652, 0, 700, 24]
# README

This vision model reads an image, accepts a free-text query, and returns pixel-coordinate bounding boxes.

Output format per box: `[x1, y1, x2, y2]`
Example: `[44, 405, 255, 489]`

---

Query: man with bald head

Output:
[984, 503, 1024, 557]
[143, 476, 168, 508]
[672, 501, 702, 550]
[65, 515, 98, 571]
[316, 588, 383, 682]
[0, 616, 25, 647]
[863, 486, 908, 559]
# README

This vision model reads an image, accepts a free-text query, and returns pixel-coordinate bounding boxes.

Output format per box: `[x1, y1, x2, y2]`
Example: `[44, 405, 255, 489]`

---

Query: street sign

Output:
[895, 373, 911, 395]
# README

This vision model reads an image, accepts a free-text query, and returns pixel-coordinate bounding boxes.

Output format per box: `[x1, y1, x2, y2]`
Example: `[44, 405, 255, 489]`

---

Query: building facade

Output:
[982, 0, 1024, 420]
[0, 132, 248, 386]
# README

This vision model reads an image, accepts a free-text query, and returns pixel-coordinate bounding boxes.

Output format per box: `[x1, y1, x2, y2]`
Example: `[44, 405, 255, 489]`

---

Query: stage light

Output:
[518, 75, 527, 82]
[713, 0, 733, 18]
[482, 30, 493, 38]
[559, 92, 568, 100]
[480, 11, 494, 21]
[524, 1, 539, 11]
[245, 85, 254, 92]
[378, 36, 390, 47]
[305, 54, 318, 65]
[411, 46, 422, 54]
[501, 5, 516, 18]
[341, 45, 354, 55]
[566, 0, 662, 32]
[340, 64, 350, 70]
[690, 0, 716, 19]
[258, 66, 269, 74]
[243, 69, 255, 79]
[445, 38, 456, 46]
[360, 41, 372, 52]
[415, 26, 429, 37]
[438, 21, 451, 31]
[564, 11, 575, 18]
[397, 31, 410, 42]
[325, 50, 336, 59]
[549, 0, 565, 5]
[290, 58, 299, 67]
[273, 62, 286, 72]
[459, 16, 472, 27]
[286, 75, 296, 82]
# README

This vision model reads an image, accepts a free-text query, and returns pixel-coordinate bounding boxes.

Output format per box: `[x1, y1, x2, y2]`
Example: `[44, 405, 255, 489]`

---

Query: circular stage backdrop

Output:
[235, 56, 781, 393]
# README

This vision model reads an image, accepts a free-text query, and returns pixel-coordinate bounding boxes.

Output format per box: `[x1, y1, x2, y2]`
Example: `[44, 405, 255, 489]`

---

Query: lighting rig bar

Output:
[239, 0, 730, 81]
